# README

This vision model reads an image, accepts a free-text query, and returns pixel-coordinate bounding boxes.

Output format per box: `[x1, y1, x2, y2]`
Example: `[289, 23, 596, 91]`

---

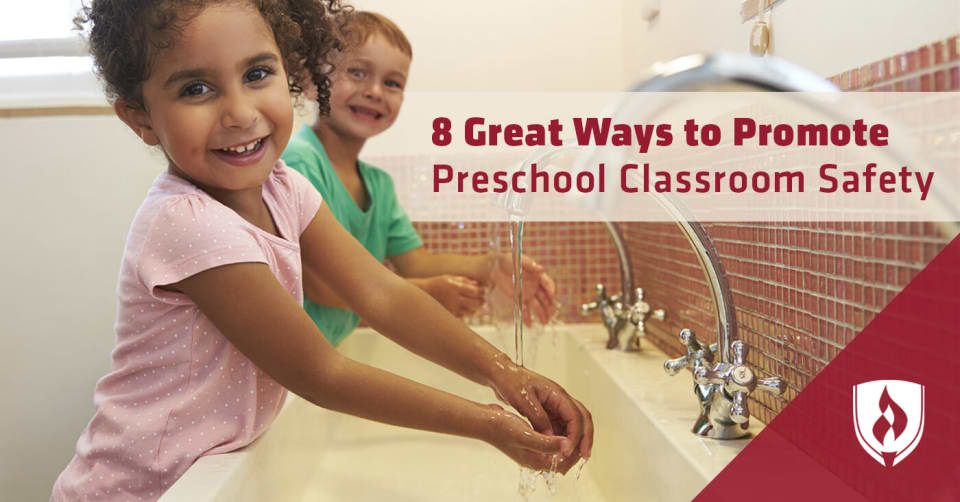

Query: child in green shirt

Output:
[282, 11, 557, 346]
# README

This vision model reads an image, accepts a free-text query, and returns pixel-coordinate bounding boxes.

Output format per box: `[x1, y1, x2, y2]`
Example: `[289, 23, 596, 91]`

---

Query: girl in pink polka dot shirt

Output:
[52, 1, 592, 500]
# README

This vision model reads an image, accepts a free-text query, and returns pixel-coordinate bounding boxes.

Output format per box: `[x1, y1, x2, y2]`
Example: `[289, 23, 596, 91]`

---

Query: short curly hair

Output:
[74, 0, 349, 114]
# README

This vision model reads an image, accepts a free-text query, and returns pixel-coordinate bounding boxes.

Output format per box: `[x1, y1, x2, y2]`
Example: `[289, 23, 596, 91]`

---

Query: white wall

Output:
[0, 116, 163, 497]
[1, 0, 956, 500]
[354, 0, 626, 92]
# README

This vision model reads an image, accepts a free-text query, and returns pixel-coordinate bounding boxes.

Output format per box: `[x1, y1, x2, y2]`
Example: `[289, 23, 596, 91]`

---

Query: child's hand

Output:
[487, 357, 594, 470]
[482, 403, 571, 472]
[488, 254, 558, 326]
[415, 275, 485, 317]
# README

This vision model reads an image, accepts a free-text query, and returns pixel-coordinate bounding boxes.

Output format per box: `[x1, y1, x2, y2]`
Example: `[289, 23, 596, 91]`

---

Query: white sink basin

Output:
[160, 324, 762, 502]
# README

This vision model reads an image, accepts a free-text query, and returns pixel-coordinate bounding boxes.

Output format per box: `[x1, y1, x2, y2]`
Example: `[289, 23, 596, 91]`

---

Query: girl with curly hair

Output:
[52, 1, 592, 500]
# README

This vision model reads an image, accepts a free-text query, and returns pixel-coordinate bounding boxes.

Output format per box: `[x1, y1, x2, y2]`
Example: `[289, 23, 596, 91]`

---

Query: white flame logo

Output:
[853, 380, 925, 467]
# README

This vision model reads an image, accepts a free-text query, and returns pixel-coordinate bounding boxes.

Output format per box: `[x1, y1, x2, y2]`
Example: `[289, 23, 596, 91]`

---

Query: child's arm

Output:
[170, 253, 571, 471]
[389, 247, 492, 280]
[391, 248, 558, 324]
[303, 262, 486, 319]
[302, 261, 351, 308]
[405, 275, 485, 317]
[303, 249, 552, 324]
[301, 205, 592, 464]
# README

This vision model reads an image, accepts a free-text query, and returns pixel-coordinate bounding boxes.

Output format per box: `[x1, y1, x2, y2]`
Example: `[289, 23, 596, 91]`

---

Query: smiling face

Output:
[118, 2, 293, 194]
[323, 33, 411, 142]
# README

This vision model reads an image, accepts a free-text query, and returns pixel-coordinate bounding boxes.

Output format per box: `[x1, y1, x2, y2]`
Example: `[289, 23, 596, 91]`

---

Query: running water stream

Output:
[507, 215, 565, 500]
[508, 215, 525, 367]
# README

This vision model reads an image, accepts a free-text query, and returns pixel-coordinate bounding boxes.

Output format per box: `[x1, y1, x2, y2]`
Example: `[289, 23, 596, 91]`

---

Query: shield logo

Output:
[852, 380, 925, 467]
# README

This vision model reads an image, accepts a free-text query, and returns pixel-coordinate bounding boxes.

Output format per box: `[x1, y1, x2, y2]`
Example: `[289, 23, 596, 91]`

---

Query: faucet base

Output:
[622, 332, 642, 352]
[605, 328, 643, 351]
[689, 383, 752, 439]
[690, 415, 751, 439]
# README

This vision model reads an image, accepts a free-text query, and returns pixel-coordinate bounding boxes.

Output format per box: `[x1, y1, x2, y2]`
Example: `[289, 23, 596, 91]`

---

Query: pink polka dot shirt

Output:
[52, 161, 323, 501]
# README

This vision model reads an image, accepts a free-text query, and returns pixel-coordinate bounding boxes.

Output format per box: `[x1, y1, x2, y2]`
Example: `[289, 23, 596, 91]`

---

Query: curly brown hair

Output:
[74, 0, 350, 114]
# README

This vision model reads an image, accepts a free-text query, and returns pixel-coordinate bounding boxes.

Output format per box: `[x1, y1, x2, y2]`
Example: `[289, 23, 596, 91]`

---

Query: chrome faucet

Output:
[665, 329, 785, 438]
[655, 217, 786, 439]
[579, 222, 666, 351]
[603, 52, 829, 439]
[581, 284, 665, 351]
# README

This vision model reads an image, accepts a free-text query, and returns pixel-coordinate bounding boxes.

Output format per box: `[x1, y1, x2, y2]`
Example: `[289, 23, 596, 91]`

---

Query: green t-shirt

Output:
[281, 125, 423, 346]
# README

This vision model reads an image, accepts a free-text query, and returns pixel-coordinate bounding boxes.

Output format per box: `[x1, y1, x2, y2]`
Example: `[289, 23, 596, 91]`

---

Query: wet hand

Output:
[482, 403, 571, 472]
[420, 275, 485, 318]
[488, 254, 558, 326]
[488, 357, 594, 471]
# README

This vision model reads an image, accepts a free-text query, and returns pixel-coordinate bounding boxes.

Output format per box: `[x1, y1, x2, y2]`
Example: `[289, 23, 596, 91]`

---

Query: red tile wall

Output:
[626, 221, 952, 426]
[828, 35, 960, 91]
